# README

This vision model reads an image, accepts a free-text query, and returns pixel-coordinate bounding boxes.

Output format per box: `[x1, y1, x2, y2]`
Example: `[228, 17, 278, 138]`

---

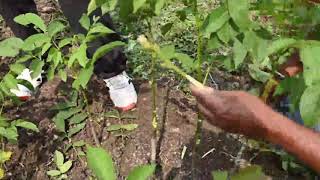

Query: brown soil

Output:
[0, 76, 305, 180]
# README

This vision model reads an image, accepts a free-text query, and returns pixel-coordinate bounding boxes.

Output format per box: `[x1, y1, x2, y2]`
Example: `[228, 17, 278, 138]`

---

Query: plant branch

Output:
[81, 90, 100, 147]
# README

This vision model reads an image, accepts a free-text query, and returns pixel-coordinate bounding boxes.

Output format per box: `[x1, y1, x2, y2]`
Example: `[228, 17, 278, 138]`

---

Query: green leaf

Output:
[217, 22, 238, 44]
[0, 82, 13, 96]
[47, 65, 55, 81]
[12, 119, 39, 132]
[17, 79, 34, 92]
[300, 45, 320, 86]
[79, 14, 91, 31]
[72, 65, 94, 90]
[53, 51, 62, 68]
[69, 113, 88, 125]
[161, 23, 173, 36]
[16, 55, 33, 63]
[77, 150, 86, 156]
[47, 170, 61, 177]
[86, 23, 114, 42]
[92, 41, 125, 62]
[227, 0, 251, 30]
[86, 146, 116, 180]
[41, 42, 52, 55]
[243, 31, 268, 63]
[0, 117, 9, 127]
[22, 34, 51, 51]
[300, 85, 320, 127]
[0, 126, 18, 142]
[48, 21, 66, 37]
[267, 38, 296, 56]
[73, 140, 86, 147]
[202, 6, 230, 38]
[3, 74, 18, 90]
[58, 38, 73, 48]
[101, 0, 118, 14]
[68, 122, 86, 137]
[47, 48, 62, 68]
[10, 64, 26, 75]
[68, 43, 88, 68]
[51, 101, 77, 111]
[0, 37, 23, 57]
[55, 150, 64, 168]
[119, 0, 133, 21]
[58, 70, 68, 82]
[207, 35, 223, 50]
[59, 160, 72, 174]
[154, 0, 165, 15]
[174, 53, 195, 73]
[127, 164, 156, 180]
[231, 165, 266, 180]
[88, 0, 108, 15]
[57, 174, 68, 180]
[248, 64, 271, 83]
[104, 110, 120, 119]
[0, 151, 12, 164]
[222, 56, 235, 71]
[107, 124, 138, 131]
[29, 59, 44, 79]
[14, 13, 47, 32]
[233, 38, 247, 69]
[212, 171, 228, 180]
[133, 0, 147, 13]
[274, 76, 306, 111]
[52, 108, 82, 132]
[159, 45, 176, 60]
[88, 23, 115, 34]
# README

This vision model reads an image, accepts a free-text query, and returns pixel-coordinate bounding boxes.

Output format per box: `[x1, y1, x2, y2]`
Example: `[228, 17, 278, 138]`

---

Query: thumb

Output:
[190, 84, 215, 101]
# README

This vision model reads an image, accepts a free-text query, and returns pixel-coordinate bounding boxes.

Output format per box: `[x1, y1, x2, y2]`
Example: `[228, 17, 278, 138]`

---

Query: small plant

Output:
[104, 109, 137, 121]
[212, 165, 267, 180]
[51, 91, 88, 139]
[0, 115, 39, 143]
[105, 109, 138, 136]
[64, 140, 86, 157]
[0, 150, 12, 179]
[47, 150, 73, 180]
[86, 146, 156, 180]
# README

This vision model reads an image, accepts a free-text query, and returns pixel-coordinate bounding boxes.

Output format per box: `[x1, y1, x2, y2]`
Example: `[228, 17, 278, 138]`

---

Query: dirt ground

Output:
[0, 0, 310, 179]
[1, 75, 306, 180]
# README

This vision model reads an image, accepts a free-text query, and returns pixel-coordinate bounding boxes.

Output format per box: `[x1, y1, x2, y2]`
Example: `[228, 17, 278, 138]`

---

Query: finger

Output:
[190, 84, 215, 102]
[198, 103, 218, 126]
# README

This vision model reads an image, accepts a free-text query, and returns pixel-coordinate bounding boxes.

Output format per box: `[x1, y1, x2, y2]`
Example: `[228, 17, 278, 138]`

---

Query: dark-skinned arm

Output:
[190, 86, 320, 173]
[266, 111, 320, 173]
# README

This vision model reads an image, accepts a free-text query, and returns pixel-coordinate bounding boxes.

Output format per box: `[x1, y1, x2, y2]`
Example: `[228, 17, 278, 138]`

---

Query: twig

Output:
[81, 90, 100, 147]
[201, 147, 216, 159]
[209, 73, 219, 90]
[234, 143, 246, 168]
[150, 52, 158, 163]
[192, 1, 205, 177]
[181, 146, 187, 160]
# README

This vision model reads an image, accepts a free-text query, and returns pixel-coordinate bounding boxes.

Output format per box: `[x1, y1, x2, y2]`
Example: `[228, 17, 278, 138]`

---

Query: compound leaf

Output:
[14, 13, 47, 32]
[12, 119, 39, 132]
[127, 164, 156, 180]
[202, 6, 230, 38]
[55, 150, 64, 168]
[87, 146, 116, 180]
[0, 37, 23, 57]
[48, 21, 66, 37]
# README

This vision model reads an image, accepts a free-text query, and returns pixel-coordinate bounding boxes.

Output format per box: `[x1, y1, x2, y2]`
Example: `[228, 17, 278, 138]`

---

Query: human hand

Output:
[279, 52, 303, 77]
[190, 85, 277, 139]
